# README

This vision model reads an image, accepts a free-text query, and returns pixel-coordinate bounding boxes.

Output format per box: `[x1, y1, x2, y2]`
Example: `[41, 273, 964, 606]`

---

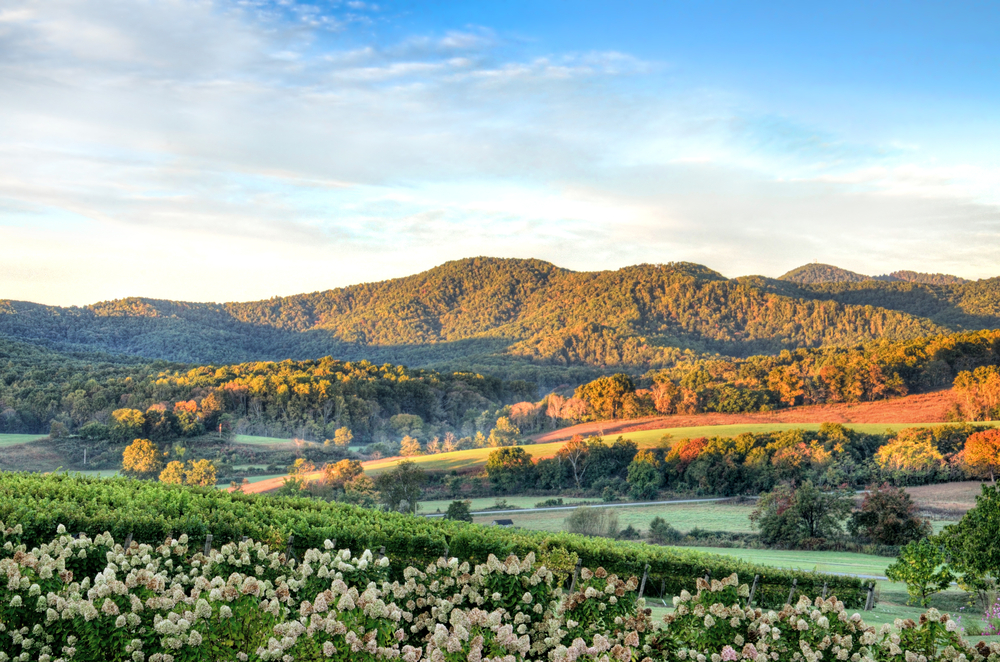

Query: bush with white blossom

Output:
[1, 523, 998, 662]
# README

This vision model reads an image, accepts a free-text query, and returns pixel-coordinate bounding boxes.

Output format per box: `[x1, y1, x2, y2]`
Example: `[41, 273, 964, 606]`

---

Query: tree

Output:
[122, 438, 162, 478]
[648, 516, 683, 544]
[111, 409, 146, 444]
[185, 459, 217, 487]
[564, 506, 619, 537]
[963, 429, 1000, 482]
[445, 500, 473, 522]
[574, 374, 635, 420]
[159, 461, 186, 484]
[750, 481, 853, 546]
[626, 450, 662, 500]
[400, 435, 423, 456]
[48, 421, 68, 439]
[557, 435, 591, 488]
[322, 459, 364, 487]
[374, 460, 426, 513]
[938, 484, 1000, 593]
[850, 483, 932, 545]
[875, 430, 945, 473]
[487, 416, 520, 447]
[484, 447, 535, 493]
[885, 538, 955, 607]
[331, 427, 354, 448]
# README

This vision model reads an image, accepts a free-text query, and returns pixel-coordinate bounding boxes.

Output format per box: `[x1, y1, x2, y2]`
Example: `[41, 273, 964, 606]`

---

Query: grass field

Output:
[420, 496, 598, 513]
[0, 434, 45, 447]
[363, 422, 924, 476]
[471, 500, 760, 533]
[468, 498, 957, 540]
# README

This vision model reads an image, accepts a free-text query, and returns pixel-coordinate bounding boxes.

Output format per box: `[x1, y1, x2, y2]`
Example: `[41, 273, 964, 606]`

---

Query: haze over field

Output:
[1, 1, 999, 305]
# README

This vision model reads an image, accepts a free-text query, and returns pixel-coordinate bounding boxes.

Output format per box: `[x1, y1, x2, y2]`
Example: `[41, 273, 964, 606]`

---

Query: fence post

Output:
[378, 545, 386, 561]
[747, 574, 759, 607]
[638, 564, 650, 599]
[786, 578, 798, 606]
[660, 579, 666, 603]
[241, 536, 249, 543]
[330, 539, 336, 551]
[123, 533, 133, 549]
[569, 559, 583, 592]
[703, 573, 710, 584]
[203, 534, 213, 556]
[443, 545, 449, 560]
[822, 583, 828, 600]
[864, 583, 875, 611]
[285, 534, 296, 565]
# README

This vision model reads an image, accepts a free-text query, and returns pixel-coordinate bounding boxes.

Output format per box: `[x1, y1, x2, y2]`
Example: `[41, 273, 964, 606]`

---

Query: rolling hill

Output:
[2, 258, 999, 384]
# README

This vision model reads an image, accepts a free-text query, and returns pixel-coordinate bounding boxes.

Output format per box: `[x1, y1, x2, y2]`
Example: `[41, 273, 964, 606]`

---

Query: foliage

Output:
[750, 481, 853, 547]
[648, 516, 683, 544]
[850, 483, 932, 545]
[374, 460, 426, 514]
[938, 484, 1000, 591]
[121, 438, 163, 478]
[0, 471, 869, 608]
[885, 538, 956, 607]
[627, 449, 662, 500]
[487, 415, 521, 447]
[445, 499, 474, 522]
[484, 446, 536, 493]
[876, 431, 946, 473]
[963, 429, 1000, 482]
[564, 506, 619, 538]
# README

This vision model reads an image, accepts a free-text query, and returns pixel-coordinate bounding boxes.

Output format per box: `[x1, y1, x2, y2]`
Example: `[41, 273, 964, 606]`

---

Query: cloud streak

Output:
[0, 0, 997, 305]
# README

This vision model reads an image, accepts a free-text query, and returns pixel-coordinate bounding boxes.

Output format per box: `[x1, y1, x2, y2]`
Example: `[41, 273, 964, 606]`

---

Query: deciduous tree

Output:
[122, 438, 162, 478]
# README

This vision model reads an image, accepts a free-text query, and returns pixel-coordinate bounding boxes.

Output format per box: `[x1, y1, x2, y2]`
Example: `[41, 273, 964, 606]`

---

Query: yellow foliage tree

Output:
[122, 438, 162, 478]
[159, 461, 186, 484]
[185, 459, 217, 487]
[322, 459, 364, 486]
[875, 432, 944, 473]
[400, 435, 423, 456]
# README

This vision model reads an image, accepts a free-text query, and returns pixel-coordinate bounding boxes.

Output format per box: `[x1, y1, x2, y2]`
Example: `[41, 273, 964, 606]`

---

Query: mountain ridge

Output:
[2, 257, 998, 384]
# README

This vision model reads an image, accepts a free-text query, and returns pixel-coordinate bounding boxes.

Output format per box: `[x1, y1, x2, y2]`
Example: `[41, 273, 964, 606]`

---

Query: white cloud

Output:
[0, 0, 998, 306]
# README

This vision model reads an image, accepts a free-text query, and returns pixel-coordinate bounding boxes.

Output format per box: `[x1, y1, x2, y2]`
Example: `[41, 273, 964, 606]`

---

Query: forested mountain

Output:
[779, 263, 869, 284]
[1, 258, 998, 384]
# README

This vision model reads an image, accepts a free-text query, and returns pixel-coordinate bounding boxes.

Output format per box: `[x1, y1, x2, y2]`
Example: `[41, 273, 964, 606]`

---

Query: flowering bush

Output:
[658, 573, 1000, 662]
[1, 524, 998, 662]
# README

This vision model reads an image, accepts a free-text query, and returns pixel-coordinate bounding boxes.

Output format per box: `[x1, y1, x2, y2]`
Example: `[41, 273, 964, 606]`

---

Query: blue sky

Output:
[0, 0, 998, 304]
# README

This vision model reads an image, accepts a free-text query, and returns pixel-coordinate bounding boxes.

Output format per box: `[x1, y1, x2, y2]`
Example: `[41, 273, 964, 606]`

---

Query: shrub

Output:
[565, 505, 619, 537]
[850, 483, 932, 545]
[649, 516, 684, 544]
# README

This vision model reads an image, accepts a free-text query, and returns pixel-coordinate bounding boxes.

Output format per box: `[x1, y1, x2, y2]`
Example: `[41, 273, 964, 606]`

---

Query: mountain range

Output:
[3, 257, 999, 384]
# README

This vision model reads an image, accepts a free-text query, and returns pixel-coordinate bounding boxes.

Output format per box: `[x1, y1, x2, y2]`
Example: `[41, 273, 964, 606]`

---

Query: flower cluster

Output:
[658, 574, 1000, 662]
[3, 525, 999, 662]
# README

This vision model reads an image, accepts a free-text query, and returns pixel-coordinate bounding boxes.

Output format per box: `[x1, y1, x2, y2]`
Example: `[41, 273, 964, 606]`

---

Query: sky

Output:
[1, 0, 999, 305]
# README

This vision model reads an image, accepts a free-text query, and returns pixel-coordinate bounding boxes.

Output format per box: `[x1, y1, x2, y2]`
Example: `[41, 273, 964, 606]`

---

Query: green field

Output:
[364, 422, 931, 475]
[0, 434, 45, 447]
[420, 496, 598, 513]
[471, 500, 759, 533]
[469, 499, 958, 543]
[682, 546, 893, 577]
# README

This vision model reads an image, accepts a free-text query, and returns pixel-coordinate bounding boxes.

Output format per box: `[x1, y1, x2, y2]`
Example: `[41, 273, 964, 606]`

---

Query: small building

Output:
[491, 519, 514, 528]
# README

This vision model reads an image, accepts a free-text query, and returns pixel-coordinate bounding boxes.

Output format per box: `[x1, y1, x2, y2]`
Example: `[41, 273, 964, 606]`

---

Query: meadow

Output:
[0, 433, 44, 446]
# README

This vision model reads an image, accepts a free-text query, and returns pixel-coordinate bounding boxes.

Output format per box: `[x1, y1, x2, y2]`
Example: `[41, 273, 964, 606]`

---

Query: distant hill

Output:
[779, 263, 870, 284]
[2, 257, 998, 383]
[875, 270, 969, 286]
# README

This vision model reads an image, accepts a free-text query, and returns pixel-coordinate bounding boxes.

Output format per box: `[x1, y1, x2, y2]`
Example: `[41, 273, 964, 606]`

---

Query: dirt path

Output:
[530, 390, 957, 444]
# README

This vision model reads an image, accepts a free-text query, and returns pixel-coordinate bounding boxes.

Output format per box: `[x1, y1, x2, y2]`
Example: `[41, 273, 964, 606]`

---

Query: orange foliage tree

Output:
[963, 428, 1000, 482]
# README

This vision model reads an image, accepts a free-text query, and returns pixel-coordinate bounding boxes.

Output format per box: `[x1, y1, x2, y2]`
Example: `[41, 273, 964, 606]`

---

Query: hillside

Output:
[6, 258, 999, 384]
[779, 263, 870, 284]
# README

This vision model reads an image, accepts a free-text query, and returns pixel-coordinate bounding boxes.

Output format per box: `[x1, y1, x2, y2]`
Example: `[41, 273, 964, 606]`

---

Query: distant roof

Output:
[491, 519, 514, 526]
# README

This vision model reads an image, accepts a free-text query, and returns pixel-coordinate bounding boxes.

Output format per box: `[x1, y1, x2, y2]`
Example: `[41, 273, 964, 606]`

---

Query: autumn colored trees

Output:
[962, 428, 1000, 482]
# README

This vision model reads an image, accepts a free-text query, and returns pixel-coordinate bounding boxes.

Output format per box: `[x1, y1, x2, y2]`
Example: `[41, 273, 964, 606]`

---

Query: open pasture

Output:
[0, 434, 45, 447]
[420, 496, 597, 513]
[472, 499, 759, 533]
